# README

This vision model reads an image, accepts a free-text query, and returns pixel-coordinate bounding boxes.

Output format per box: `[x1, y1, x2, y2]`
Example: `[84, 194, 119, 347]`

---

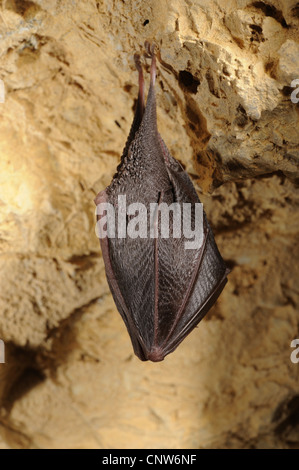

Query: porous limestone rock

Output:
[0, 0, 298, 449]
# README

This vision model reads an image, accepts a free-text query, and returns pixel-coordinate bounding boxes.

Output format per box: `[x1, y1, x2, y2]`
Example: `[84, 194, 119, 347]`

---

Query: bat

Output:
[94, 42, 229, 362]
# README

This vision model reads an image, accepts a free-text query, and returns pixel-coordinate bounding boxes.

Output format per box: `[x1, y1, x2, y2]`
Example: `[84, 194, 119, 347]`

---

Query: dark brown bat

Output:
[94, 43, 229, 362]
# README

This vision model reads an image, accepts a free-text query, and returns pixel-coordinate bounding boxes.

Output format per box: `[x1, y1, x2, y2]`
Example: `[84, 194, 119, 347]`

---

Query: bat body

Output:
[95, 44, 229, 362]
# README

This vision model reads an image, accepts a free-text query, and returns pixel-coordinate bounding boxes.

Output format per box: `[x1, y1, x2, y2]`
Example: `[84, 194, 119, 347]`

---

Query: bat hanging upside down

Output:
[94, 42, 229, 362]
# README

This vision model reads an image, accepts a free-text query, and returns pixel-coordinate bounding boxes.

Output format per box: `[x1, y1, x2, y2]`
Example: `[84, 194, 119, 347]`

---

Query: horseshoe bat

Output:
[94, 43, 229, 362]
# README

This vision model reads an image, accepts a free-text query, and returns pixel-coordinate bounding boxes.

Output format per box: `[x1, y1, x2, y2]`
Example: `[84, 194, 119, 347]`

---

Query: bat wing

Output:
[142, 137, 229, 361]
[95, 189, 151, 361]
[96, 140, 229, 362]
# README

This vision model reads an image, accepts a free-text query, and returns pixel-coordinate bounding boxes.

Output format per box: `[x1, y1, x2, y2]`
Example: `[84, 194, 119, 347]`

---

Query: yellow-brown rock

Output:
[0, 0, 298, 449]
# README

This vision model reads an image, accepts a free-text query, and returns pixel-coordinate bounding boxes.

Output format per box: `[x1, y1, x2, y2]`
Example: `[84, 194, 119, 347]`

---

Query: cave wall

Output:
[0, 0, 298, 448]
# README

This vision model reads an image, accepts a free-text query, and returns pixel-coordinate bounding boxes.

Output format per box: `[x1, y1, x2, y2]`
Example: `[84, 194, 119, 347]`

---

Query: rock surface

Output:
[0, 0, 298, 449]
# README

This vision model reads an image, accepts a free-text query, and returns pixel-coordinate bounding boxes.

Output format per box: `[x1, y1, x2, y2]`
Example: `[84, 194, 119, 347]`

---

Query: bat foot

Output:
[134, 52, 145, 113]
[144, 40, 155, 57]
[144, 41, 156, 86]
[133, 53, 142, 73]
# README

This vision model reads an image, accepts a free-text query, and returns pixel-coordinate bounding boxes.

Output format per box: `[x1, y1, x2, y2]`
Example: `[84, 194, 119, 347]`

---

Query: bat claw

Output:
[144, 40, 156, 58]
